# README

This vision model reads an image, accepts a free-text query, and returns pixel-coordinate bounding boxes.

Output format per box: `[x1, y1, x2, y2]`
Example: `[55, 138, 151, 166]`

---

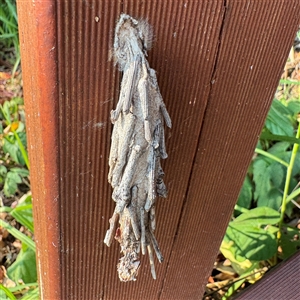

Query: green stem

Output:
[278, 121, 300, 236]
[254, 148, 289, 167]
[234, 204, 249, 214]
[0, 284, 16, 300]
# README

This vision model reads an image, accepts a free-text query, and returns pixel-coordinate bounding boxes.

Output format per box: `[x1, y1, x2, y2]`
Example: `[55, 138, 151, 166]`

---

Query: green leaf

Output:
[2, 102, 11, 123]
[3, 168, 29, 197]
[10, 195, 34, 233]
[253, 158, 284, 210]
[15, 121, 25, 133]
[7, 246, 37, 284]
[279, 226, 300, 260]
[226, 225, 277, 261]
[267, 141, 290, 157]
[233, 207, 280, 226]
[268, 163, 284, 188]
[287, 100, 300, 116]
[3, 137, 25, 166]
[4, 170, 23, 196]
[6, 171, 22, 183]
[0, 165, 7, 176]
[224, 208, 280, 262]
[4, 175, 18, 196]
[253, 159, 271, 203]
[237, 175, 253, 209]
[10, 167, 29, 178]
[265, 101, 294, 136]
[272, 99, 295, 116]
[257, 188, 282, 211]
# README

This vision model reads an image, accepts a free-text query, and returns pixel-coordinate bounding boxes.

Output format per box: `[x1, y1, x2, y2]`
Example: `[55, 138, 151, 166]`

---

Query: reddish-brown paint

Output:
[17, 0, 300, 299]
[236, 250, 300, 299]
[17, 1, 61, 299]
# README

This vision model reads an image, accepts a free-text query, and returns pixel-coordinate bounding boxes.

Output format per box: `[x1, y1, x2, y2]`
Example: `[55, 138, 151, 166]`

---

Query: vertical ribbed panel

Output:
[160, 1, 300, 299]
[236, 250, 300, 299]
[17, 0, 300, 299]
[56, 2, 121, 299]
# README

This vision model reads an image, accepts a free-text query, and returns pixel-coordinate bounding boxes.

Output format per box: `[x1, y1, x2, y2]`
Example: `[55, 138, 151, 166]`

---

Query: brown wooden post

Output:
[235, 250, 300, 299]
[17, 0, 300, 299]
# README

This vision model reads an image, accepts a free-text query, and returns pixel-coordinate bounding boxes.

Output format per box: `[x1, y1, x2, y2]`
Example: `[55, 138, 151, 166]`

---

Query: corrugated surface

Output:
[235, 250, 300, 300]
[160, 1, 300, 298]
[17, 0, 300, 299]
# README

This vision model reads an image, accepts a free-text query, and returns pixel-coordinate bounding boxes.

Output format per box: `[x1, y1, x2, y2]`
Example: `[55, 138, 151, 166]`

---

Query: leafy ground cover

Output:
[0, 1, 299, 299]
[0, 77, 36, 299]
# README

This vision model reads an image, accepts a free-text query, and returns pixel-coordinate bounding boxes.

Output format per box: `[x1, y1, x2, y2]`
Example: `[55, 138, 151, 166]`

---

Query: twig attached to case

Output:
[104, 13, 172, 282]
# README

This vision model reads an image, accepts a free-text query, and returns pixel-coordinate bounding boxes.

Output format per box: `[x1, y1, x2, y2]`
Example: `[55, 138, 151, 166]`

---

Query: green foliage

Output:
[0, 195, 37, 298]
[7, 245, 37, 284]
[19, 287, 39, 300]
[0, 98, 29, 196]
[279, 226, 300, 260]
[236, 175, 252, 209]
[222, 207, 280, 262]
[9, 193, 34, 233]
[221, 96, 300, 296]
[264, 99, 295, 136]
[0, 0, 20, 73]
[0, 214, 35, 252]
[2, 167, 29, 197]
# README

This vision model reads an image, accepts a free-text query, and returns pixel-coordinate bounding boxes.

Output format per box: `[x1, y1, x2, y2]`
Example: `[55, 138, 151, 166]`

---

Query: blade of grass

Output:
[260, 132, 300, 145]
[8, 283, 38, 293]
[10, 204, 34, 233]
[0, 33, 17, 39]
[286, 187, 300, 204]
[0, 284, 17, 300]
[0, 16, 18, 29]
[279, 79, 300, 85]
[0, 219, 35, 252]
[5, 0, 18, 22]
